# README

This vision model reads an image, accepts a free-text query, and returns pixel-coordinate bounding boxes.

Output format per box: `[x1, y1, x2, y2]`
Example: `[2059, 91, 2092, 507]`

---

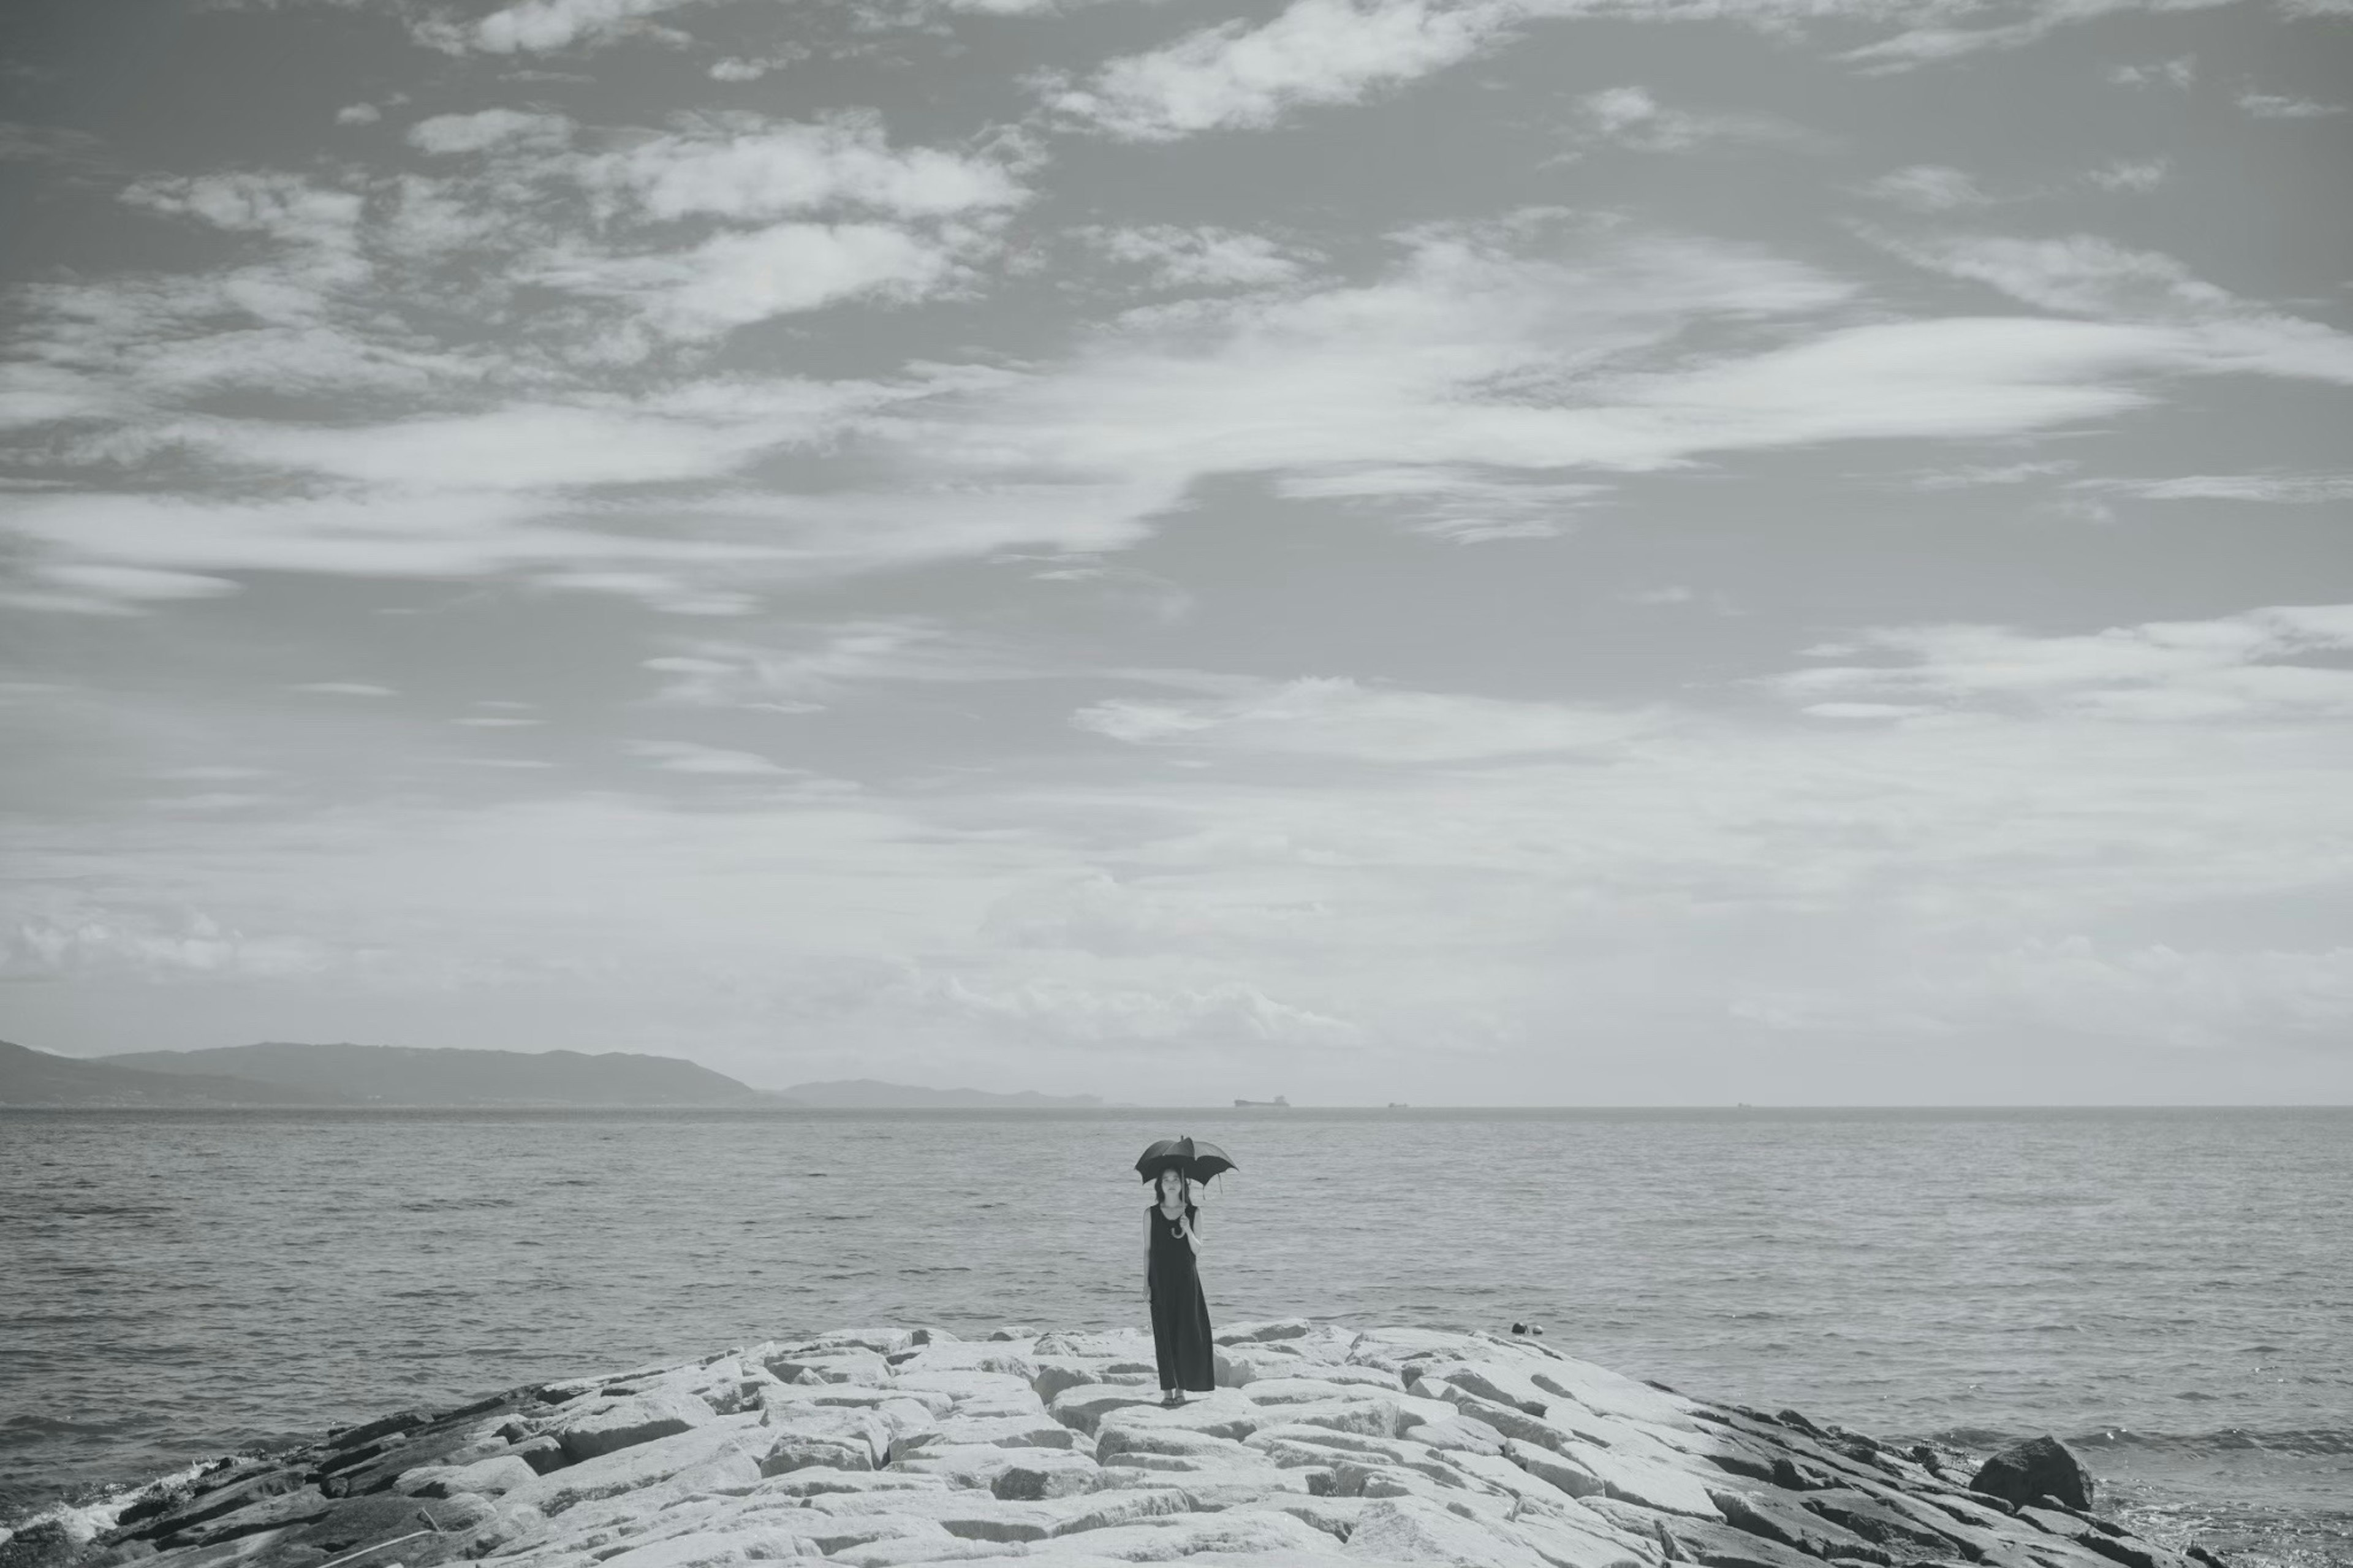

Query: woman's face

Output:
[1159, 1167, 1183, 1202]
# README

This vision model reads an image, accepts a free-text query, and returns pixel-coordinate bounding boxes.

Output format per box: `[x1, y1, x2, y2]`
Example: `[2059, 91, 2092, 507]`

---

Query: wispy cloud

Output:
[1074, 674, 1667, 762]
[1051, 0, 1515, 140]
[2082, 472, 2353, 503]
[1768, 604, 2353, 722]
[1858, 164, 1995, 212]
[2238, 91, 2346, 118]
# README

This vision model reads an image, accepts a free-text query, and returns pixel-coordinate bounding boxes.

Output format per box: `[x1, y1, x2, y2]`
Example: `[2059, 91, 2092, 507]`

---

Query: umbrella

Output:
[1135, 1135, 1237, 1186]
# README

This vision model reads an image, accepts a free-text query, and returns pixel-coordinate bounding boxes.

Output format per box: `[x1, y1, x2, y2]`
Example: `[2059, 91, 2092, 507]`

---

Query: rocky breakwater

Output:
[9, 1323, 2226, 1568]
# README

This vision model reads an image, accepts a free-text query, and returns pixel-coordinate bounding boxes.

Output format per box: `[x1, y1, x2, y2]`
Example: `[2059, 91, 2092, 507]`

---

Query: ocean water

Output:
[2, 1107, 2347, 1564]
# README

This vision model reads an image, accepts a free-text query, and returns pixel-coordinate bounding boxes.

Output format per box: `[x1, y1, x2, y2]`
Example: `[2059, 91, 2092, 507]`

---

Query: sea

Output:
[2, 1107, 2347, 1564]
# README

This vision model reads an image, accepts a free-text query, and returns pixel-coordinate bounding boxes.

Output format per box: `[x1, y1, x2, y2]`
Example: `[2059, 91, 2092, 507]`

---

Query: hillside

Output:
[771, 1077, 1104, 1108]
[0, 1039, 346, 1107]
[97, 1042, 763, 1107]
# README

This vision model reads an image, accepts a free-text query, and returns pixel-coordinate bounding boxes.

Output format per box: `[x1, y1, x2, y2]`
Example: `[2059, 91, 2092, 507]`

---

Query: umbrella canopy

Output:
[1135, 1135, 1237, 1185]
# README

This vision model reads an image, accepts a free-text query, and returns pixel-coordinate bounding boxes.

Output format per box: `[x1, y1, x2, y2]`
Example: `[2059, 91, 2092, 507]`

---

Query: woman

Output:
[1145, 1164, 1213, 1404]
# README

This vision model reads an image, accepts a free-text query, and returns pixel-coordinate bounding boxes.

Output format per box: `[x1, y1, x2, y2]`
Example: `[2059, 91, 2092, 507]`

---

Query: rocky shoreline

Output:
[1, 1322, 2228, 1568]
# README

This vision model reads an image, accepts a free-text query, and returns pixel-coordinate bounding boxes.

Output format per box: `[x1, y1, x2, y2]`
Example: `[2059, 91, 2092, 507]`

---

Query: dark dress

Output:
[1147, 1200, 1214, 1392]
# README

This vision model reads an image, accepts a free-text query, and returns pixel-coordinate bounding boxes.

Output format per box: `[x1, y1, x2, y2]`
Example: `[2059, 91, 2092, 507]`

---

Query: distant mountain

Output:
[97, 1042, 763, 1107]
[1, 1039, 346, 1107]
[771, 1078, 1104, 1108]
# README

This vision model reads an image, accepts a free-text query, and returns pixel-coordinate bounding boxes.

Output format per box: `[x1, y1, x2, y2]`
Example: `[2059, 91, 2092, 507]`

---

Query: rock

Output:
[1797, 1487, 1968, 1558]
[1705, 1487, 1889, 1564]
[1345, 1495, 1553, 1568]
[395, 1453, 539, 1499]
[1504, 1442, 1605, 1501]
[1410, 1417, 1507, 1456]
[501, 1418, 768, 1516]
[553, 1388, 719, 1461]
[1971, 1435, 2094, 1512]
[63, 1322, 2222, 1568]
[989, 1453, 1102, 1501]
[760, 1406, 892, 1474]
[1048, 1384, 1167, 1436]
[1216, 1319, 1319, 1345]
[929, 1415, 1075, 1450]
[507, 1433, 569, 1474]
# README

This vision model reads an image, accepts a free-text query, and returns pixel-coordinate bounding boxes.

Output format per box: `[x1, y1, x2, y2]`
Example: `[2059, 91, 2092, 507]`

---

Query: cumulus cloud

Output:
[2107, 57, 2195, 88]
[2086, 156, 2167, 192]
[406, 108, 574, 154]
[1052, 0, 1513, 140]
[586, 117, 1026, 222]
[415, 0, 704, 53]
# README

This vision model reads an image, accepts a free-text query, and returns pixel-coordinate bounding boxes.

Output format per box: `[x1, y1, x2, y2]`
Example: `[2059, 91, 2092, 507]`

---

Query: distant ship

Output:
[1233, 1096, 1290, 1107]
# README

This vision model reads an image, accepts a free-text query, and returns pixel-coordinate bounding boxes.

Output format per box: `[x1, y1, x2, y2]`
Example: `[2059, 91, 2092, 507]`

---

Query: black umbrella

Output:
[1135, 1135, 1237, 1185]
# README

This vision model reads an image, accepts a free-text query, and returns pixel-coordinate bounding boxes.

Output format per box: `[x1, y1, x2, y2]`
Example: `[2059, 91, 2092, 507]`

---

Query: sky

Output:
[1, 0, 2348, 1105]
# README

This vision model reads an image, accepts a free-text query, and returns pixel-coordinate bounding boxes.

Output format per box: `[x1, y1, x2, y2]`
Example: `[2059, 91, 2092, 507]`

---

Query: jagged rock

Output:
[1705, 1487, 1889, 1564]
[395, 1453, 539, 1499]
[987, 1453, 1101, 1501]
[552, 1388, 718, 1461]
[1971, 1436, 2094, 1512]
[1796, 1487, 1968, 1558]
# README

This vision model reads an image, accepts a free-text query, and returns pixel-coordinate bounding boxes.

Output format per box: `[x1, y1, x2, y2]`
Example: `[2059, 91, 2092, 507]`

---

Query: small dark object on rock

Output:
[2187, 1547, 2230, 1567]
[1907, 1443, 1944, 1475]
[1510, 1322, 1527, 1335]
[1971, 1434, 2094, 1512]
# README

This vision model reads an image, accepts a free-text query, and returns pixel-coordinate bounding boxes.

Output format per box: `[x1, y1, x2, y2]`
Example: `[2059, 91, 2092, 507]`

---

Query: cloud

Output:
[2086, 156, 2167, 192]
[1870, 231, 2353, 384]
[1859, 164, 1994, 212]
[1901, 459, 2077, 490]
[0, 121, 107, 165]
[1735, 937, 2353, 1049]
[335, 104, 382, 126]
[415, 0, 704, 53]
[1272, 464, 1606, 542]
[563, 219, 962, 337]
[1, 908, 336, 981]
[2107, 57, 2195, 88]
[1835, 0, 2235, 73]
[627, 739, 794, 775]
[708, 53, 804, 81]
[2238, 91, 2345, 118]
[586, 117, 1026, 222]
[1768, 604, 2353, 722]
[1082, 226, 1311, 289]
[908, 971, 1360, 1046]
[407, 108, 575, 154]
[1577, 86, 1819, 153]
[188, 402, 817, 491]
[1052, 0, 1514, 140]
[2082, 473, 2353, 502]
[1073, 675, 1666, 762]
[642, 620, 1029, 710]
